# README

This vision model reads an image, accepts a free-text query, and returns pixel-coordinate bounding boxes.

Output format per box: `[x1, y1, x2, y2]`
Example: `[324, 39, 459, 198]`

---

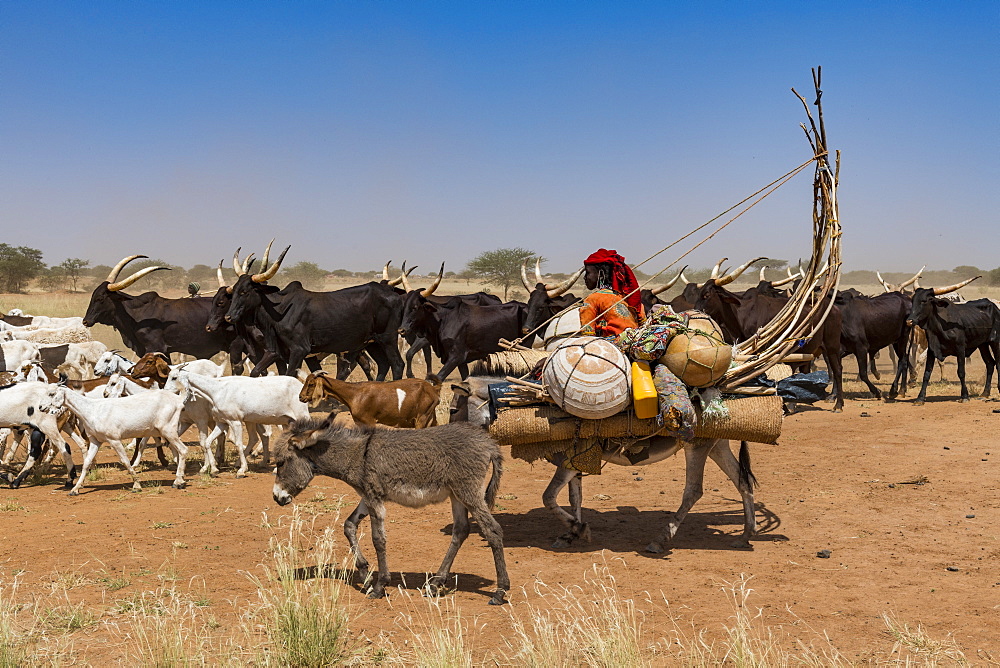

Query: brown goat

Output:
[299, 371, 441, 428]
[129, 352, 173, 387]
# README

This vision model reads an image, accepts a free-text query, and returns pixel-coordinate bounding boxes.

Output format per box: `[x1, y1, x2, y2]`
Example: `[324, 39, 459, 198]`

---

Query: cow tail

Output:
[485, 449, 503, 510]
[738, 441, 758, 490]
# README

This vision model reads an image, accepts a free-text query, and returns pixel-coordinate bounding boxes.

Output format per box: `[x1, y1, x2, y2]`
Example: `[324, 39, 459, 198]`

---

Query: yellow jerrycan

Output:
[631, 360, 658, 419]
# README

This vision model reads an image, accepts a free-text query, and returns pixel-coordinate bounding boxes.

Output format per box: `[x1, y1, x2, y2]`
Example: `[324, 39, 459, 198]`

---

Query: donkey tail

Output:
[738, 441, 758, 490]
[485, 449, 504, 510]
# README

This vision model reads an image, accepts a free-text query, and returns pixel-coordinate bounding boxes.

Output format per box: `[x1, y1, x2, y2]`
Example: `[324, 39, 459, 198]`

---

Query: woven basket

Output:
[490, 394, 782, 446]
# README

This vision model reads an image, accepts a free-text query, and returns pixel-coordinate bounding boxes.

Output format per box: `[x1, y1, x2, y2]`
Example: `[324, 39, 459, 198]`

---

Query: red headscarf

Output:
[584, 249, 642, 314]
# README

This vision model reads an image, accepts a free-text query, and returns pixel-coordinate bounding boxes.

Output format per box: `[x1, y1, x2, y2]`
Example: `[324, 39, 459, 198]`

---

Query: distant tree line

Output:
[2, 242, 999, 294]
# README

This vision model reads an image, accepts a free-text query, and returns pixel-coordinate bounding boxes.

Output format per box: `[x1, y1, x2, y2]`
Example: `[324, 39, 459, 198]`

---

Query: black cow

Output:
[82, 255, 249, 372]
[224, 247, 404, 379]
[835, 291, 911, 399]
[399, 289, 501, 378]
[694, 277, 845, 412]
[402, 299, 528, 382]
[899, 285, 1000, 404]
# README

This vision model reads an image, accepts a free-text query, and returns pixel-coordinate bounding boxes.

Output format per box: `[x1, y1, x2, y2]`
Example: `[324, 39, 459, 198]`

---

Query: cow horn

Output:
[108, 265, 171, 292]
[710, 258, 728, 280]
[771, 272, 799, 287]
[680, 270, 691, 285]
[234, 248, 255, 276]
[259, 238, 274, 275]
[546, 267, 584, 298]
[251, 245, 288, 283]
[901, 265, 925, 289]
[107, 255, 147, 283]
[651, 266, 687, 295]
[217, 261, 227, 289]
[876, 271, 891, 292]
[386, 261, 405, 286]
[759, 266, 768, 282]
[520, 260, 533, 291]
[421, 262, 445, 297]
[932, 275, 980, 296]
[717, 256, 766, 286]
[399, 262, 417, 292]
[534, 257, 545, 286]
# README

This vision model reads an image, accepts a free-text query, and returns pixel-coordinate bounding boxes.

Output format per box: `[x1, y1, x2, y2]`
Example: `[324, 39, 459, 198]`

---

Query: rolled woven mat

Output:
[490, 394, 782, 446]
[470, 349, 549, 377]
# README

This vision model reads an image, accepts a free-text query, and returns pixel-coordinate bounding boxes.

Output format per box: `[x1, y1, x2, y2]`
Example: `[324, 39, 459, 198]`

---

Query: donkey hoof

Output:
[913, 400, 925, 406]
[552, 537, 573, 549]
[366, 588, 386, 600]
[173, 481, 186, 489]
[645, 542, 664, 554]
[488, 593, 507, 606]
[959, 398, 970, 404]
[68, 489, 79, 497]
[730, 538, 753, 549]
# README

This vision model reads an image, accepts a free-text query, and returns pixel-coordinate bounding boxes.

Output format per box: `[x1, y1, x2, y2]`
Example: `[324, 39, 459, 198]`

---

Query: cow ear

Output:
[422, 302, 438, 312]
[721, 293, 742, 305]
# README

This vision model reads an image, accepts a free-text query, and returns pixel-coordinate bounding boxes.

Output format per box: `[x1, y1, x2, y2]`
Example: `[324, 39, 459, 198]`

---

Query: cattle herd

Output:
[1, 243, 999, 603]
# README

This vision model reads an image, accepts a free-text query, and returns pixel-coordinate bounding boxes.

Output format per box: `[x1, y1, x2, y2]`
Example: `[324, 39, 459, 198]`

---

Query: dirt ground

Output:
[1, 350, 998, 664]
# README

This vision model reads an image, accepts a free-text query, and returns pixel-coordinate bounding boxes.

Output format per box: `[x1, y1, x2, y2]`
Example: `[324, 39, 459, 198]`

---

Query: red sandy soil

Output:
[1, 358, 998, 664]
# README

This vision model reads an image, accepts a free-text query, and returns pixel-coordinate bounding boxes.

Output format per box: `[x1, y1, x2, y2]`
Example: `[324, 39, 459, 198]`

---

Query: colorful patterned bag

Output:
[651, 363, 696, 441]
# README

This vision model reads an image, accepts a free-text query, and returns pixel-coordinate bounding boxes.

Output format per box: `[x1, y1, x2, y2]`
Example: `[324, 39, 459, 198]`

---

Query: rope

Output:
[511, 155, 818, 347]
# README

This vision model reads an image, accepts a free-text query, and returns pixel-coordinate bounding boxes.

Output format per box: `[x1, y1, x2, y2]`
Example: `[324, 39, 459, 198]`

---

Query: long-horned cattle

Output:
[223, 244, 405, 379]
[896, 276, 1000, 404]
[82, 255, 251, 372]
[273, 418, 510, 605]
[397, 261, 504, 375]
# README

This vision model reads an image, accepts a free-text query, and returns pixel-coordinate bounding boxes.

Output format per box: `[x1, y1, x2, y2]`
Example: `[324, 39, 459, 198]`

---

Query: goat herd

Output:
[1, 249, 999, 605]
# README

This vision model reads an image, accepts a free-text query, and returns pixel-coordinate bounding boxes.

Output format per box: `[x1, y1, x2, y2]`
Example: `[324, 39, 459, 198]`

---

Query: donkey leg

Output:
[428, 497, 470, 596]
[707, 440, 757, 547]
[366, 499, 391, 599]
[343, 500, 371, 582]
[542, 466, 590, 548]
[468, 501, 510, 606]
[647, 440, 712, 553]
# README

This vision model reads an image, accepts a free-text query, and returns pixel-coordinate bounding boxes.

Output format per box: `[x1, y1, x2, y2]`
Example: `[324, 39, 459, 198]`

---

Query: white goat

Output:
[94, 350, 135, 376]
[0, 382, 78, 488]
[0, 314, 84, 329]
[105, 367, 225, 475]
[176, 371, 308, 477]
[0, 341, 41, 372]
[40, 385, 189, 495]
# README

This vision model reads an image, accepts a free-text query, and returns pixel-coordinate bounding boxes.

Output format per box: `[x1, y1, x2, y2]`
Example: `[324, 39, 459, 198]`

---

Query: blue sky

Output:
[2, 1, 997, 275]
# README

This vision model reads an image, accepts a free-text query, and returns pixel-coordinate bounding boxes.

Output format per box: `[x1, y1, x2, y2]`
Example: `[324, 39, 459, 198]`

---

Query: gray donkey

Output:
[273, 418, 510, 605]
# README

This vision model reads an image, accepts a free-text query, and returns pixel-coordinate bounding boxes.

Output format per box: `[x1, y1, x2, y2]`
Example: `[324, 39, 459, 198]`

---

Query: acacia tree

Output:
[58, 258, 90, 292]
[466, 247, 539, 300]
[0, 244, 45, 293]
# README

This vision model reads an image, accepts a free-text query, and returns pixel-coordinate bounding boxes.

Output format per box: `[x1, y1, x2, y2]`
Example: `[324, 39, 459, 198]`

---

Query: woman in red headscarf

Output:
[578, 249, 645, 338]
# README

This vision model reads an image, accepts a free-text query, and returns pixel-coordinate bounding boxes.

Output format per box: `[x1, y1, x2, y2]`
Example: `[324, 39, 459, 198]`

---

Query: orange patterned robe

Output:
[579, 289, 644, 338]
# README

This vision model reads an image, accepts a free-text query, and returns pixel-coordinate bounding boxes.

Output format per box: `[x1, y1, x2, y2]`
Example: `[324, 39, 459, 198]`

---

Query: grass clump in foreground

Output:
[247, 509, 360, 667]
